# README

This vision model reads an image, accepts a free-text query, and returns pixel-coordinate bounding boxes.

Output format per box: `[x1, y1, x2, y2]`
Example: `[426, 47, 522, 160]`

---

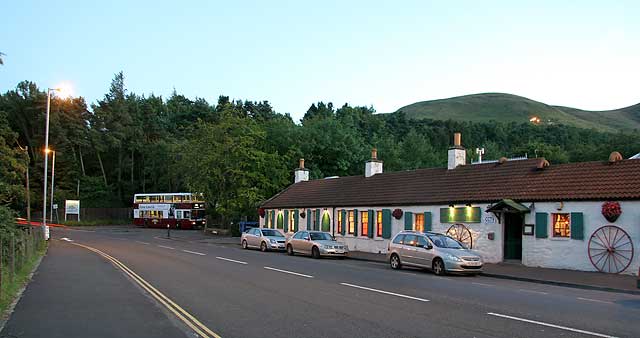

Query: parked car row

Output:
[240, 228, 483, 275]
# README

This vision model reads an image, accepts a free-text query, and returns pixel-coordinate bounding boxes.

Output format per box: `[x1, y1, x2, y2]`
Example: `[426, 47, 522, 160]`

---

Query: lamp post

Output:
[42, 88, 59, 240]
[50, 150, 56, 223]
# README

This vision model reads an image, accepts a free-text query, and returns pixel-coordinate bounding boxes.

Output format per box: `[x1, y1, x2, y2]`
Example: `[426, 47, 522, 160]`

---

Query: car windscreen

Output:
[261, 229, 284, 237]
[310, 232, 332, 241]
[427, 235, 465, 249]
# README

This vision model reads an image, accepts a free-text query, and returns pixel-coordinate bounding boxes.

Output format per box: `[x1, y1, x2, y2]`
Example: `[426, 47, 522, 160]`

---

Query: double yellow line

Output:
[72, 242, 221, 338]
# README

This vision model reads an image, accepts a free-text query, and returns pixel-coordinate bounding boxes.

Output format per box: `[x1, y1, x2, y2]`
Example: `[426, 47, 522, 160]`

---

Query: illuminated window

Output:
[361, 211, 368, 237]
[376, 211, 383, 237]
[552, 213, 570, 237]
[337, 210, 342, 234]
[348, 210, 355, 234]
[288, 210, 295, 232]
[414, 213, 424, 232]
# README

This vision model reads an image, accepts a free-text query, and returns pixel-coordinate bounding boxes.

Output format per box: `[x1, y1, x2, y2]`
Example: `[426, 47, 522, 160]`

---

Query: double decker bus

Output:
[133, 193, 206, 229]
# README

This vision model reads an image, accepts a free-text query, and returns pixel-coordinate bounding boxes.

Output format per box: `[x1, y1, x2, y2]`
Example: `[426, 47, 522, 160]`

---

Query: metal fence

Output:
[1, 226, 46, 302]
[32, 208, 133, 223]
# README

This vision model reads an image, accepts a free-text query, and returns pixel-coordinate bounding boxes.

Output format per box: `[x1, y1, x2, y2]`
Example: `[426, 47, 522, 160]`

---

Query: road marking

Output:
[577, 297, 613, 304]
[70, 242, 221, 338]
[471, 282, 494, 287]
[158, 245, 175, 250]
[517, 289, 548, 295]
[340, 283, 430, 302]
[60, 237, 74, 242]
[182, 250, 206, 256]
[135, 241, 150, 245]
[263, 267, 313, 278]
[216, 257, 247, 265]
[487, 312, 617, 338]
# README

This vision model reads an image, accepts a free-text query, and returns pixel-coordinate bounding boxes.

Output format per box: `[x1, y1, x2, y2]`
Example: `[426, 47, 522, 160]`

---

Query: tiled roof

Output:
[261, 159, 640, 208]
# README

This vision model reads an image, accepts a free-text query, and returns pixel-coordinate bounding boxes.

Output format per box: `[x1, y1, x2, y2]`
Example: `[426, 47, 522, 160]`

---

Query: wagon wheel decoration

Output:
[446, 223, 473, 249]
[588, 225, 634, 274]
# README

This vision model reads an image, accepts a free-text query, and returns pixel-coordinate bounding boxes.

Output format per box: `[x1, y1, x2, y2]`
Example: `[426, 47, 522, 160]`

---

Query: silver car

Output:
[286, 231, 348, 258]
[387, 230, 483, 275]
[241, 228, 286, 251]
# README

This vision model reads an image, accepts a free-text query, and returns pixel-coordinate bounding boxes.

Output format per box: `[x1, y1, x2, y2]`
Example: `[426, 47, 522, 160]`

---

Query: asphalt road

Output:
[3, 226, 640, 338]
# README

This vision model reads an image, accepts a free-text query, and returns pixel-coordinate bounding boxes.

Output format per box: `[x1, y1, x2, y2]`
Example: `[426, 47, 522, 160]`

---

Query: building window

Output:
[414, 213, 424, 232]
[337, 210, 342, 234]
[361, 211, 369, 237]
[376, 211, 383, 237]
[311, 209, 318, 231]
[348, 210, 355, 234]
[266, 211, 272, 228]
[552, 213, 570, 237]
[288, 210, 295, 232]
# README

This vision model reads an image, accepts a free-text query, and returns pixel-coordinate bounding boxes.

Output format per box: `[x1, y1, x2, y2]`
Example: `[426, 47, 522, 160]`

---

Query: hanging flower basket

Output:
[300, 211, 306, 219]
[392, 208, 403, 220]
[258, 208, 266, 218]
[601, 201, 621, 222]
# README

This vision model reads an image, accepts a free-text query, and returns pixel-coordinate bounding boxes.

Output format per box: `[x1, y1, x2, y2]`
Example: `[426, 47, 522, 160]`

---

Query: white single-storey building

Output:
[259, 133, 640, 275]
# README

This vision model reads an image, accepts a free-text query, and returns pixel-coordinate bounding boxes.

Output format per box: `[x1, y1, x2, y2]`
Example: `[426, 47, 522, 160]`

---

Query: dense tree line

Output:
[1, 73, 639, 226]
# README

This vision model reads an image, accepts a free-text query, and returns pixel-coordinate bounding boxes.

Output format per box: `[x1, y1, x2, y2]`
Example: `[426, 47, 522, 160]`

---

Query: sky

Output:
[1, 0, 639, 122]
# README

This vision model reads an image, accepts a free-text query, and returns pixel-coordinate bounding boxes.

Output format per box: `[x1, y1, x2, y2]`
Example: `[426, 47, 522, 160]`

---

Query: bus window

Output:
[183, 211, 191, 219]
[139, 211, 143, 218]
[176, 210, 182, 219]
[164, 195, 173, 203]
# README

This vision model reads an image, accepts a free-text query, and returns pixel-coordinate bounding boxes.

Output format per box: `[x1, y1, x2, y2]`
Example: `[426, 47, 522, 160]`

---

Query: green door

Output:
[503, 213, 523, 260]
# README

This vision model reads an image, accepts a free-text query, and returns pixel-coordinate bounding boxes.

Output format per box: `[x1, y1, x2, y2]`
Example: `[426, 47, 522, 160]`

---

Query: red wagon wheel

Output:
[446, 223, 473, 249]
[588, 225, 634, 274]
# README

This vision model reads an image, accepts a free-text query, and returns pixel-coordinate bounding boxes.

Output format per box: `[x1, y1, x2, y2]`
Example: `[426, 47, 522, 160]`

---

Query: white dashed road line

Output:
[182, 250, 206, 256]
[487, 312, 618, 338]
[215, 257, 248, 265]
[263, 267, 313, 278]
[471, 282, 494, 287]
[158, 245, 175, 250]
[340, 282, 430, 302]
[517, 289, 548, 295]
[577, 297, 614, 304]
[136, 241, 150, 245]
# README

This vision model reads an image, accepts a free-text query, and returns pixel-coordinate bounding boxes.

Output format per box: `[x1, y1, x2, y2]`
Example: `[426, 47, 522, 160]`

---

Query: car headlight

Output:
[269, 239, 277, 244]
[444, 253, 462, 262]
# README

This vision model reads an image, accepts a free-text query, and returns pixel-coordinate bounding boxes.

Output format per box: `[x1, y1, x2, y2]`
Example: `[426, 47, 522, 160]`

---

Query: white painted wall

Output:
[522, 201, 639, 275]
[262, 200, 639, 275]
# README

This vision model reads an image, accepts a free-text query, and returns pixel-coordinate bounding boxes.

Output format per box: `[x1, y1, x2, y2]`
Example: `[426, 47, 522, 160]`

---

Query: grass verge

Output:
[0, 245, 47, 314]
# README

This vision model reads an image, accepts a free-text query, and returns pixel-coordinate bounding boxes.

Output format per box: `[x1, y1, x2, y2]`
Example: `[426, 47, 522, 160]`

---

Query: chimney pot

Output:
[299, 158, 305, 169]
[371, 148, 377, 160]
[454, 133, 461, 147]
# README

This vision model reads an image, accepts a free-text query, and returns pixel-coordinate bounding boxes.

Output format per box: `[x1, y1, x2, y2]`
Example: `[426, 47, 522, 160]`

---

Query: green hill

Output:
[395, 93, 640, 133]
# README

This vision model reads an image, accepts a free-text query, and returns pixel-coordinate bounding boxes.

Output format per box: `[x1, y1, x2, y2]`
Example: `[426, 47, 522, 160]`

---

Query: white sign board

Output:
[138, 204, 171, 211]
[65, 200, 80, 221]
[53, 204, 58, 210]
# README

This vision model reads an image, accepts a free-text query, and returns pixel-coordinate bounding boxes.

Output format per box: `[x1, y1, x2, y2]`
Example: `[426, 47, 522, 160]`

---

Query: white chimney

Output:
[447, 132, 466, 170]
[294, 158, 309, 183]
[365, 148, 383, 177]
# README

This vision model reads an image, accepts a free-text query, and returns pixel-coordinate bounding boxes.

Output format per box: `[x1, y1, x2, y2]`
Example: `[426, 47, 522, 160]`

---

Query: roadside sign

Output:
[53, 204, 58, 210]
[65, 200, 80, 221]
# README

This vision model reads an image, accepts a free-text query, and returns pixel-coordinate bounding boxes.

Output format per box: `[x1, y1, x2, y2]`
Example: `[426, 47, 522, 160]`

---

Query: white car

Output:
[241, 228, 286, 251]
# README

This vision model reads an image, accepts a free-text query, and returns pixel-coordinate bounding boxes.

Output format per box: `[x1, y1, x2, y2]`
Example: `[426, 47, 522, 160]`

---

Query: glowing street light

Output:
[42, 85, 70, 239]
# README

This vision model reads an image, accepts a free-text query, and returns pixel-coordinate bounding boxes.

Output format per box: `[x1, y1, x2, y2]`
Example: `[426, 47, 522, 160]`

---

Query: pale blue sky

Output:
[2, 1, 638, 121]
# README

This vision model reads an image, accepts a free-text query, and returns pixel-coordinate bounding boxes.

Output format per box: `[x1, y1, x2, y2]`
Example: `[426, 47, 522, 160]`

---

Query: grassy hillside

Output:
[396, 93, 640, 132]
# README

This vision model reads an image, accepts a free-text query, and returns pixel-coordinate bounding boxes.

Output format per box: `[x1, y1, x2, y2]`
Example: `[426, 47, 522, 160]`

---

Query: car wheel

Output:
[260, 242, 268, 252]
[311, 246, 320, 259]
[242, 240, 248, 249]
[287, 244, 294, 256]
[433, 258, 446, 276]
[390, 254, 402, 270]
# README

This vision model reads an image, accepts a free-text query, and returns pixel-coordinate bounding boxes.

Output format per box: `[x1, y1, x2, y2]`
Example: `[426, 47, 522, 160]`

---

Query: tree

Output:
[178, 113, 288, 224]
[0, 111, 27, 205]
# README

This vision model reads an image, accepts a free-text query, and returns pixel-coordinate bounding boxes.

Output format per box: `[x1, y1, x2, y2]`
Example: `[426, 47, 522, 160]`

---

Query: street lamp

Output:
[49, 149, 56, 223]
[42, 88, 60, 240]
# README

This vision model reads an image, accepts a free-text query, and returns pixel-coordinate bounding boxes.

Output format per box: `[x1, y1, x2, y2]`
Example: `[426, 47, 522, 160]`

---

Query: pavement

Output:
[3, 226, 639, 338]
